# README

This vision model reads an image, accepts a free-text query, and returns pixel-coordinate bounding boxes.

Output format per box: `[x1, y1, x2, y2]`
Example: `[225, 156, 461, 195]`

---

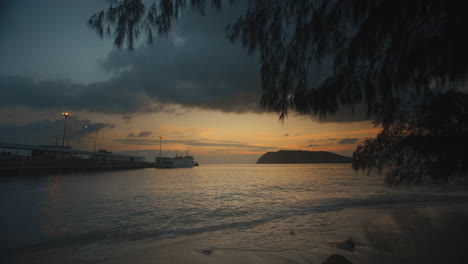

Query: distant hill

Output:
[256, 150, 354, 164]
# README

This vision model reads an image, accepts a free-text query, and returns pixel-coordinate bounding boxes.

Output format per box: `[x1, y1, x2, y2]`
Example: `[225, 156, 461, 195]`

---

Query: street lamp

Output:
[61, 112, 71, 147]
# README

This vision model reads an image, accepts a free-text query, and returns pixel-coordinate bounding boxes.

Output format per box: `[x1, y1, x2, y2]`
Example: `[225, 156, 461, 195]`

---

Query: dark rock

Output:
[336, 237, 355, 252]
[290, 231, 295, 235]
[196, 248, 213, 255]
[322, 254, 352, 264]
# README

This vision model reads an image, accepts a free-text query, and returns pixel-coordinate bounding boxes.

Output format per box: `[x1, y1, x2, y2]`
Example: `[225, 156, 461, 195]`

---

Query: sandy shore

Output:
[7, 201, 468, 264]
[351, 202, 468, 263]
[81, 201, 468, 264]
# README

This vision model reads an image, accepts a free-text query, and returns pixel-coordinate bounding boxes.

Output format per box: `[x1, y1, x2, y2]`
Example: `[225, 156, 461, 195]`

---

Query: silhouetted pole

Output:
[61, 112, 71, 147]
[93, 130, 98, 152]
[159, 136, 162, 164]
[78, 125, 89, 150]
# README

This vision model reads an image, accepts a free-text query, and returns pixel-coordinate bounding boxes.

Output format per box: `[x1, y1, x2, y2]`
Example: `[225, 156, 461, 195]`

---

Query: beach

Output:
[78, 202, 468, 264]
[2, 165, 468, 264]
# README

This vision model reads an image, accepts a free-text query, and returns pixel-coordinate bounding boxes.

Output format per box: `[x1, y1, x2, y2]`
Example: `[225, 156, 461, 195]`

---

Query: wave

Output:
[7, 193, 468, 255]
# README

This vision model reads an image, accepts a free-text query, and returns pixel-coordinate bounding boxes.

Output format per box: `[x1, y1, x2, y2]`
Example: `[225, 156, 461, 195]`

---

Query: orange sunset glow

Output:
[2, 1, 468, 264]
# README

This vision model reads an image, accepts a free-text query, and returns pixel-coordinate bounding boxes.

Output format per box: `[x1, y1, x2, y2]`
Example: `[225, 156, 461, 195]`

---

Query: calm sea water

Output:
[2, 164, 468, 263]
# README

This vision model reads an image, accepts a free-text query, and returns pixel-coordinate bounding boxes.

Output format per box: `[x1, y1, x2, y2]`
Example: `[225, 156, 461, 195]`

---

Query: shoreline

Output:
[48, 201, 468, 264]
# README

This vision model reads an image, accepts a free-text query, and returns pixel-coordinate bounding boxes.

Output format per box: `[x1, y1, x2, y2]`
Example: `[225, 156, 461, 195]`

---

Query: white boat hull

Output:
[156, 156, 194, 168]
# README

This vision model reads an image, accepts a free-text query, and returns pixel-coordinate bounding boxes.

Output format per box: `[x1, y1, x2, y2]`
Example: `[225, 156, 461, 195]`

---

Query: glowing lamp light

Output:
[61, 112, 72, 147]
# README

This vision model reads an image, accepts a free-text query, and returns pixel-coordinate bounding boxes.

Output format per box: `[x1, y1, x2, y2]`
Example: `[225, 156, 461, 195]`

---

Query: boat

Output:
[193, 160, 199, 166]
[155, 137, 198, 168]
[156, 154, 194, 168]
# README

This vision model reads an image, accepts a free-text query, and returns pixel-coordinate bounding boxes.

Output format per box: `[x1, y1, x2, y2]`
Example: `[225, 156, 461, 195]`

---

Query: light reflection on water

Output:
[41, 175, 67, 237]
[1, 164, 468, 262]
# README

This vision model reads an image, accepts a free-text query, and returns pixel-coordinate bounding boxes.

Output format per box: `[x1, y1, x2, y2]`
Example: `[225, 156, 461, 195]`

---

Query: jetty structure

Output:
[0, 142, 150, 175]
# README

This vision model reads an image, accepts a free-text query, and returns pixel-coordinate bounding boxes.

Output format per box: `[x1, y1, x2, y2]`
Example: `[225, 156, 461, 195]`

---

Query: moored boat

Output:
[156, 155, 194, 168]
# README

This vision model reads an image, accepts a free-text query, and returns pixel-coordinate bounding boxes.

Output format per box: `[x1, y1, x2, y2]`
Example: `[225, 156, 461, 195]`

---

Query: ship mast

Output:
[159, 136, 162, 161]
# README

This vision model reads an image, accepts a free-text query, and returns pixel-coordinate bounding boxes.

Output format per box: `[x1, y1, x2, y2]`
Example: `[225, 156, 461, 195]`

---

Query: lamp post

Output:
[78, 125, 89, 150]
[84, 125, 99, 152]
[159, 136, 162, 159]
[93, 130, 98, 152]
[61, 112, 71, 147]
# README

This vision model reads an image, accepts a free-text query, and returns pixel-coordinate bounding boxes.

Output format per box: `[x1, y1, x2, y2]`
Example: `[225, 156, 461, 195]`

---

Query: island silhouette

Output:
[256, 150, 354, 164]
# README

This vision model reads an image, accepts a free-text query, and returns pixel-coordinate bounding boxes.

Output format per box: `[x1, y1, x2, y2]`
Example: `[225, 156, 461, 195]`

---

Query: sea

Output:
[2, 164, 468, 264]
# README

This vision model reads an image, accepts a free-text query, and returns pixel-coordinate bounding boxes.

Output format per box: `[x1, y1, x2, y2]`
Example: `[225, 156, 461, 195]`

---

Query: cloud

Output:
[184, 141, 272, 150]
[307, 143, 333, 148]
[0, 118, 114, 146]
[306, 137, 361, 147]
[337, 138, 360, 144]
[306, 137, 339, 147]
[313, 105, 370, 123]
[0, 6, 263, 115]
[128, 131, 152, 137]
[122, 115, 133, 123]
[114, 138, 275, 151]
[0, 4, 370, 123]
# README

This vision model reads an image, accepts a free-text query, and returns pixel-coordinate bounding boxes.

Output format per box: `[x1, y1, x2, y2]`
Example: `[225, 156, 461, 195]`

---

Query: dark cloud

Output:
[140, 131, 151, 137]
[314, 105, 370, 123]
[307, 143, 333, 148]
[306, 137, 361, 147]
[307, 137, 339, 147]
[0, 118, 114, 146]
[114, 138, 274, 151]
[0, 3, 369, 123]
[0, 6, 262, 115]
[337, 138, 360, 144]
[122, 115, 133, 123]
[94, 6, 262, 113]
[184, 141, 271, 150]
[128, 131, 152, 137]
[0, 0, 113, 84]
[79, 122, 114, 135]
[9, 74, 202, 114]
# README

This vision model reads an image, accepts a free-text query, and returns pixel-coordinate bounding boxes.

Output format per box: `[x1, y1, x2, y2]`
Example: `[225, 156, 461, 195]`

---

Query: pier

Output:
[0, 143, 153, 175]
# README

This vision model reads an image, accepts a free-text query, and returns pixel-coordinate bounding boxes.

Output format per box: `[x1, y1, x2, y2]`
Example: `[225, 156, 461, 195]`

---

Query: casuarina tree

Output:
[89, 0, 468, 184]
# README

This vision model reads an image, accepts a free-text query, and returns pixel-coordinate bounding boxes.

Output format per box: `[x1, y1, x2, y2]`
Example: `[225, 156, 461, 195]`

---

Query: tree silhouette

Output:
[89, 0, 468, 184]
[89, 0, 231, 49]
[353, 92, 468, 184]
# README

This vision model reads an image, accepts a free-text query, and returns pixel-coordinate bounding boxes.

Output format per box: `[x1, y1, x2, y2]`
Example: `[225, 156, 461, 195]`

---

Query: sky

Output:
[0, 0, 380, 163]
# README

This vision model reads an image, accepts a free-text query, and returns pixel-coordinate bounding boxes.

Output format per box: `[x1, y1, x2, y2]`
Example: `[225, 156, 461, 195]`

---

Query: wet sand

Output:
[83, 202, 468, 264]
[6, 201, 468, 264]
